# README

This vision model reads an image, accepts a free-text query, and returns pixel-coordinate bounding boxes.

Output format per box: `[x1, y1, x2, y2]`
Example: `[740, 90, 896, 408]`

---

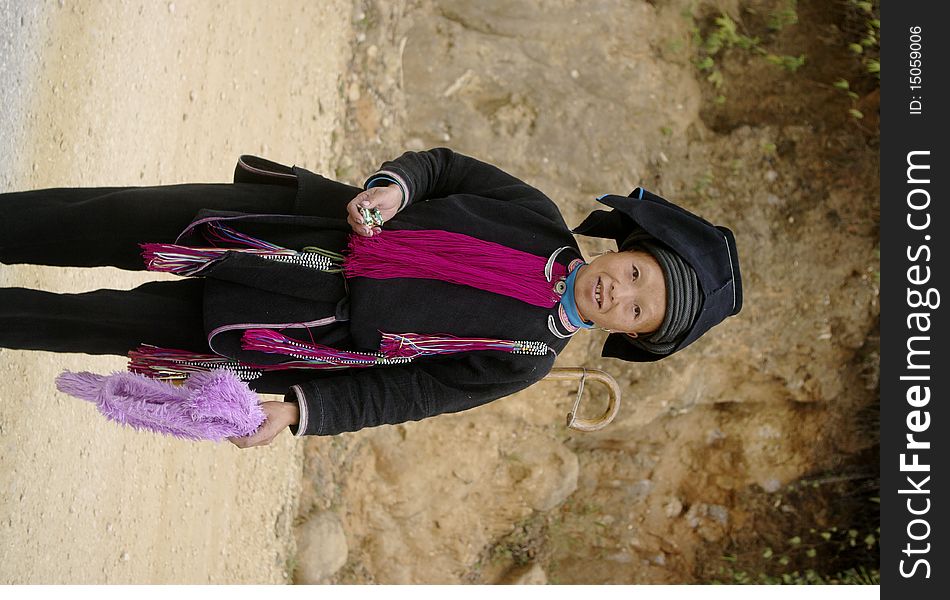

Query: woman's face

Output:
[573, 250, 667, 335]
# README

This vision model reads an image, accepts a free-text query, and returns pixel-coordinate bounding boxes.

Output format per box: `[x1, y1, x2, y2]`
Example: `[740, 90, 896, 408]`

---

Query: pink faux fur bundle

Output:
[55, 369, 265, 442]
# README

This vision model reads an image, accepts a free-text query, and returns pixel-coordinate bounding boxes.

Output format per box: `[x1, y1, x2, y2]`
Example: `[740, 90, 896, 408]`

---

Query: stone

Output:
[707, 504, 730, 525]
[625, 479, 653, 502]
[508, 437, 578, 512]
[295, 511, 348, 583]
[502, 562, 547, 584]
[684, 503, 728, 543]
[664, 497, 683, 518]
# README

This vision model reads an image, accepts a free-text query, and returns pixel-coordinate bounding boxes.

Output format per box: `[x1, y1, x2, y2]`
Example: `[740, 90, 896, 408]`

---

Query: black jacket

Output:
[176, 148, 584, 436]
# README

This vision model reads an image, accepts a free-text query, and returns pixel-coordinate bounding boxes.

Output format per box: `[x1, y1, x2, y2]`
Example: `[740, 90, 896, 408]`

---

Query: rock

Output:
[624, 479, 653, 502]
[295, 511, 348, 583]
[685, 503, 729, 543]
[664, 497, 683, 518]
[508, 438, 578, 512]
[502, 562, 547, 585]
[707, 504, 729, 525]
[606, 551, 634, 564]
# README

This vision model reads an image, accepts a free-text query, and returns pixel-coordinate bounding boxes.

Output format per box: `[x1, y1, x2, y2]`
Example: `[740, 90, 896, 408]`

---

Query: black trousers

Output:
[0, 183, 297, 357]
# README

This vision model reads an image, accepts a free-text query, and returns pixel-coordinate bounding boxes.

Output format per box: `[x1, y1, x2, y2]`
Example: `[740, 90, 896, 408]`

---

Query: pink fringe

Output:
[344, 229, 566, 308]
[378, 332, 535, 358]
[241, 329, 386, 367]
[241, 329, 550, 363]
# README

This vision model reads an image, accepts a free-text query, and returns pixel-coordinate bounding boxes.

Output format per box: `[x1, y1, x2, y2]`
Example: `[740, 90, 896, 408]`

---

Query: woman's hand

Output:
[227, 401, 299, 449]
[346, 184, 402, 237]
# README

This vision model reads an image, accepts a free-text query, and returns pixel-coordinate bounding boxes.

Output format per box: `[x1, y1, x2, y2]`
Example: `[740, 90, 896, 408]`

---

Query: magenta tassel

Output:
[141, 224, 341, 275]
[203, 222, 285, 250]
[129, 345, 265, 380]
[128, 344, 356, 380]
[241, 329, 392, 366]
[379, 332, 550, 358]
[140, 243, 230, 275]
[240, 329, 551, 364]
[344, 230, 567, 308]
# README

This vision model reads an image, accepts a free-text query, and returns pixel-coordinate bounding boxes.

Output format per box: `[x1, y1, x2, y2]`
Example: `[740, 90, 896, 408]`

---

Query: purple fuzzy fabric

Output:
[55, 369, 265, 442]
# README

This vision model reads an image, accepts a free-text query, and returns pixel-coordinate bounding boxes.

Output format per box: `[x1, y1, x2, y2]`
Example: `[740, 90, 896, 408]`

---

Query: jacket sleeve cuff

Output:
[285, 385, 313, 437]
[364, 170, 410, 212]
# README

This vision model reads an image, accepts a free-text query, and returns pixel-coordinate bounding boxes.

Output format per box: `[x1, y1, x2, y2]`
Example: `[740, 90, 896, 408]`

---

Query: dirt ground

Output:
[308, 0, 880, 584]
[2, 0, 879, 586]
[1, 0, 351, 584]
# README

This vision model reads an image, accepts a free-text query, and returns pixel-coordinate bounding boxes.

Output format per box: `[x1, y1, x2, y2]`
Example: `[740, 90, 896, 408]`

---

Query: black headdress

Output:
[572, 188, 743, 362]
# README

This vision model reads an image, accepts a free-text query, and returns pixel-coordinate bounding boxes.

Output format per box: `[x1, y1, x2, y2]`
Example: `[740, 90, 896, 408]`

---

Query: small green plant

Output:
[709, 472, 880, 585]
[764, 53, 806, 72]
[692, 11, 806, 94]
[835, 0, 880, 122]
[767, 0, 799, 31]
[693, 171, 715, 194]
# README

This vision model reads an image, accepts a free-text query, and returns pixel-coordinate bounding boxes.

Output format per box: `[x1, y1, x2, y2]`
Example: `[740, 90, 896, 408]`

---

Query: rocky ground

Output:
[2, 0, 879, 585]
[297, 0, 880, 584]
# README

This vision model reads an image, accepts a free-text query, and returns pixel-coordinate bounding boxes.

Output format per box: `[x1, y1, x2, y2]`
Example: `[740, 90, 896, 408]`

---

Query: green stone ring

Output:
[359, 207, 384, 227]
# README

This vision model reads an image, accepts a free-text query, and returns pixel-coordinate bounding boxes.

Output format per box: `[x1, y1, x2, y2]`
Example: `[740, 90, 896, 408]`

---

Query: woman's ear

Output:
[626, 331, 638, 339]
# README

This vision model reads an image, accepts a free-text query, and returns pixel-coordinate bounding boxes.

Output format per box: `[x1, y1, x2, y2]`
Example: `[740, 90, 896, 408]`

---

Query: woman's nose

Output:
[611, 281, 633, 303]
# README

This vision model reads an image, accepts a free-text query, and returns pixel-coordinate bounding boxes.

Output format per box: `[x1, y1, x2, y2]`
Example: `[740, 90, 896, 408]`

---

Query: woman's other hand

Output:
[227, 401, 299, 449]
[346, 184, 402, 237]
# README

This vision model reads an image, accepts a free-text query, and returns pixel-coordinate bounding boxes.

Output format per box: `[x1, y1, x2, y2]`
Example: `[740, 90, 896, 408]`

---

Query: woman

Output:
[0, 148, 742, 446]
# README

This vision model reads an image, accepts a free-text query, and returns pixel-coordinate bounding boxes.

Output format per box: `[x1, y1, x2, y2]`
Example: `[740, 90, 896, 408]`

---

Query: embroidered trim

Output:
[547, 315, 573, 339]
[557, 303, 581, 334]
[369, 170, 410, 211]
[175, 213, 273, 244]
[237, 157, 297, 180]
[544, 246, 572, 281]
[723, 233, 737, 311]
[208, 317, 338, 356]
[546, 251, 586, 339]
[242, 329, 552, 367]
[291, 385, 308, 437]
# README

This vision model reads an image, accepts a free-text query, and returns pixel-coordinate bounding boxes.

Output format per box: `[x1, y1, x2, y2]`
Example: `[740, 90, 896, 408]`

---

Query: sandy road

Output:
[1, 0, 352, 583]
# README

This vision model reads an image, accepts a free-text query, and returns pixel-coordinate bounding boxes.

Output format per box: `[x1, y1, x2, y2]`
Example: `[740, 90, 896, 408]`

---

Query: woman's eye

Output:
[632, 266, 640, 281]
[634, 305, 641, 318]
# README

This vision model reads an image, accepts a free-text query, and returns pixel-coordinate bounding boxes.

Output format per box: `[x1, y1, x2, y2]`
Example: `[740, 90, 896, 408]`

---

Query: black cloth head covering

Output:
[572, 188, 743, 362]
[620, 231, 701, 355]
